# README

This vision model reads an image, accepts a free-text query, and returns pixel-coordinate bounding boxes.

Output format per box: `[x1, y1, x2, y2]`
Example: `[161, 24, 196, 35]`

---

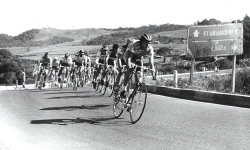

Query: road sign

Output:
[187, 23, 243, 58]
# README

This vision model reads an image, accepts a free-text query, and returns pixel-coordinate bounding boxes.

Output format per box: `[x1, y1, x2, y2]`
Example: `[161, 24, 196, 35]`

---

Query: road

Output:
[1, 86, 250, 150]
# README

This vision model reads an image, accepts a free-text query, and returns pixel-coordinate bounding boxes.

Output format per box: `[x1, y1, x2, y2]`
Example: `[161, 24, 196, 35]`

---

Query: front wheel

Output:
[129, 83, 147, 124]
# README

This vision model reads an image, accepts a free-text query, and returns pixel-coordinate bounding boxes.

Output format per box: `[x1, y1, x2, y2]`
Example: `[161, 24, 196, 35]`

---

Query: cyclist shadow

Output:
[30, 116, 132, 126]
[40, 104, 110, 111]
[44, 91, 91, 95]
[46, 94, 103, 99]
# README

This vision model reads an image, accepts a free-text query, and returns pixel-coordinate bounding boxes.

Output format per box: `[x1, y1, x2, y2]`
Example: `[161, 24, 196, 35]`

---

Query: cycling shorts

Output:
[75, 61, 82, 66]
[52, 66, 59, 71]
[108, 59, 114, 66]
[41, 63, 50, 69]
[98, 59, 104, 64]
[131, 55, 142, 71]
[61, 63, 70, 67]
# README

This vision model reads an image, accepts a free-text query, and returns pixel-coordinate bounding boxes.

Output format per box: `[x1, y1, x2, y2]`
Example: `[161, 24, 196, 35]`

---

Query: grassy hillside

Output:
[32, 28, 115, 41]
[152, 29, 187, 38]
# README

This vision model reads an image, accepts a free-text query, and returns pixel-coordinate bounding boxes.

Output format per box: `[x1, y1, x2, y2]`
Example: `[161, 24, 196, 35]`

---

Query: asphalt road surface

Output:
[1, 86, 250, 150]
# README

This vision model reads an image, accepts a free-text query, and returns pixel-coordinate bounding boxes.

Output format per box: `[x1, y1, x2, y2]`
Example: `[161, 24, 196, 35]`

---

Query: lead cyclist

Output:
[119, 34, 156, 98]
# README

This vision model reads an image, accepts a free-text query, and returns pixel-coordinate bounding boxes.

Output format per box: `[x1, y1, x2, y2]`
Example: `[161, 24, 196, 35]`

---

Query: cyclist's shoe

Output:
[58, 78, 61, 83]
[152, 75, 157, 80]
[43, 83, 46, 87]
[126, 103, 131, 112]
[120, 90, 127, 99]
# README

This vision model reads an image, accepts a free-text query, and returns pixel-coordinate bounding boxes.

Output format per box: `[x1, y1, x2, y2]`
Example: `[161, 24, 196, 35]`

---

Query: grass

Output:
[152, 29, 187, 38]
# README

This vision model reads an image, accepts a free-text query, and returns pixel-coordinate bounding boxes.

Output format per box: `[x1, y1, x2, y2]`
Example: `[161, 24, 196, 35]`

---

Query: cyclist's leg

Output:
[58, 67, 63, 82]
[114, 55, 124, 89]
[120, 51, 133, 97]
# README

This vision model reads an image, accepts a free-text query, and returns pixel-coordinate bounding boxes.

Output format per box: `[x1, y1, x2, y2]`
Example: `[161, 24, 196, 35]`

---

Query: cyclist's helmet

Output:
[79, 49, 85, 54]
[102, 45, 109, 51]
[140, 34, 152, 42]
[112, 43, 119, 49]
[84, 51, 89, 56]
[65, 53, 69, 57]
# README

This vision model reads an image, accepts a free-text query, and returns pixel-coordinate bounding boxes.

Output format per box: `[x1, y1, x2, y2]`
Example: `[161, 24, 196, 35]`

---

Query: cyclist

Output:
[37, 52, 52, 87]
[84, 51, 92, 81]
[119, 34, 156, 98]
[72, 50, 86, 83]
[114, 41, 130, 92]
[58, 53, 73, 83]
[108, 43, 118, 70]
[51, 57, 60, 84]
[92, 45, 109, 88]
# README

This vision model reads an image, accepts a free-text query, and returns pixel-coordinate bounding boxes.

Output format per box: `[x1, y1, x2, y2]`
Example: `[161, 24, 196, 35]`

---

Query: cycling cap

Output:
[45, 52, 49, 55]
[140, 34, 152, 42]
[54, 57, 58, 60]
[65, 53, 70, 57]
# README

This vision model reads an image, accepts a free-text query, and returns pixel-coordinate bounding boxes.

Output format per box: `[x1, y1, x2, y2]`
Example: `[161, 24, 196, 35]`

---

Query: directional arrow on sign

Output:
[193, 30, 199, 37]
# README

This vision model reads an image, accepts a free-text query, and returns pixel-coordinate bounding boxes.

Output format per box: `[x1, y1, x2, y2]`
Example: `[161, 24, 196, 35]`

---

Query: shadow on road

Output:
[44, 91, 92, 95]
[46, 94, 103, 99]
[40, 104, 110, 111]
[30, 116, 131, 126]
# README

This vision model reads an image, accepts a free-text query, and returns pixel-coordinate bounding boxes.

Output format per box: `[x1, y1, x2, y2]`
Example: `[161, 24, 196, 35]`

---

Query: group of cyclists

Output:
[34, 33, 157, 100]
[35, 50, 92, 88]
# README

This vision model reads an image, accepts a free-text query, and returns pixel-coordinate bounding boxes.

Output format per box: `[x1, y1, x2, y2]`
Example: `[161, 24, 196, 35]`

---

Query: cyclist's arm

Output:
[148, 49, 156, 78]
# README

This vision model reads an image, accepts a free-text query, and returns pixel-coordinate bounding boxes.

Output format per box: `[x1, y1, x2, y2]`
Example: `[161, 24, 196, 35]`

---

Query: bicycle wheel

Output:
[129, 83, 147, 124]
[113, 95, 124, 118]
[107, 72, 115, 97]
[72, 78, 77, 90]
[101, 77, 107, 95]
[96, 74, 103, 93]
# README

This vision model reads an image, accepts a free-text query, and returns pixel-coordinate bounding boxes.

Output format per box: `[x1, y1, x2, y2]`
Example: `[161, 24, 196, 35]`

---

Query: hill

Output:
[152, 29, 187, 38]
[32, 28, 115, 41]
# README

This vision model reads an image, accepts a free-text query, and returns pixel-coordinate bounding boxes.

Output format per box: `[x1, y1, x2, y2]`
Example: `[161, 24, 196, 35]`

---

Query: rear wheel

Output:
[129, 83, 147, 124]
[113, 95, 124, 118]
[107, 72, 115, 97]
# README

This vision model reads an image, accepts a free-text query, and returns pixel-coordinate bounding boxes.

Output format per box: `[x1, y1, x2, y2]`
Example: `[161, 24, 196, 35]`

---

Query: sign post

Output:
[187, 23, 243, 92]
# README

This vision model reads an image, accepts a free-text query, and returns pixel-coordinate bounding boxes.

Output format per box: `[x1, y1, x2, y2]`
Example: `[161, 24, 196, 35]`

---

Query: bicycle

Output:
[72, 66, 80, 90]
[113, 64, 155, 124]
[95, 64, 105, 93]
[36, 66, 46, 90]
[103, 65, 117, 97]
[58, 66, 70, 89]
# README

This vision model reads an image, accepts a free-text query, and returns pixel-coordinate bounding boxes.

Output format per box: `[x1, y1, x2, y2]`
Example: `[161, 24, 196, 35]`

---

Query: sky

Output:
[1, 0, 250, 36]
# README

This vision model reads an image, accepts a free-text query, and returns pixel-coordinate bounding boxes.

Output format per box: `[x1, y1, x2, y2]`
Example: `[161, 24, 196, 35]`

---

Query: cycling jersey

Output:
[126, 40, 153, 57]
[60, 56, 73, 66]
[52, 60, 60, 67]
[74, 55, 86, 66]
[40, 56, 52, 67]
[97, 49, 108, 60]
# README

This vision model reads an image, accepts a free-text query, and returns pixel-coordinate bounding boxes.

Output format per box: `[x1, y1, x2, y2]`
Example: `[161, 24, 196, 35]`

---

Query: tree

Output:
[197, 18, 221, 25]
[156, 47, 172, 63]
[0, 49, 12, 61]
[243, 14, 250, 58]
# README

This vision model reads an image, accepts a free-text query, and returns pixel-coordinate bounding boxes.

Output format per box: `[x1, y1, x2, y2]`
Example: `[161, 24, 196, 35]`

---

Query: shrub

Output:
[235, 68, 250, 94]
